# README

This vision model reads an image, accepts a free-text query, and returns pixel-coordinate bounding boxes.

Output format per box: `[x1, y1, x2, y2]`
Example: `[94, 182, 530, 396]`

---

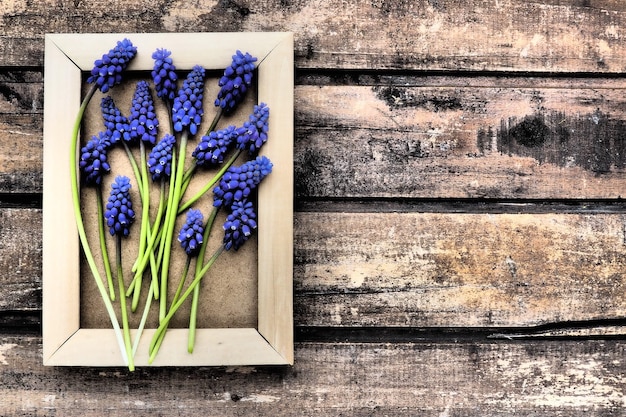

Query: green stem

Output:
[128, 178, 167, 294]
[116, 235, 134, 371]
[160, 131, 188, 321]
[132, 280, 154, 357]
[188, 206, 219, 353]
[131, 142, 151, 312]
[150, 256, 192, 358]
[178, 149, 242, 214]
[182, 164, 196, 186]
[179, 108, 223, 204]
[70, 84, 128, 367]
[149, 246, 224, 362]
[96, 185, 115, 301]
[207, 107, 222, 135]
[122, 142, 143, 198]
[172, 256, 192, 308]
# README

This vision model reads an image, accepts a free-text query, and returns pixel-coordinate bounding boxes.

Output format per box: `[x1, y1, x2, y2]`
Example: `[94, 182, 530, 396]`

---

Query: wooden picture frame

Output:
[42, 32, 294, 366]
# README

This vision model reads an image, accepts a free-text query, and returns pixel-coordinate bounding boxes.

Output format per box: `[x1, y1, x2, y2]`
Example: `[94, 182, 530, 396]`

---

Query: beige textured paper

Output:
[79, 74, 258, 329]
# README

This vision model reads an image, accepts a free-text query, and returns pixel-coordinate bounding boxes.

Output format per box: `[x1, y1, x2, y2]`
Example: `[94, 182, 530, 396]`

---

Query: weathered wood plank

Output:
[0, 114, 42, 194]
[4, 0, 626, 72]
[5, 208, 626, 329]
[296, 80, 626, 199]
[295, 212, 626, 327]
[1, 335, 625, 416]
[0, 209, 41, 312]
[7, 71, 626, 198]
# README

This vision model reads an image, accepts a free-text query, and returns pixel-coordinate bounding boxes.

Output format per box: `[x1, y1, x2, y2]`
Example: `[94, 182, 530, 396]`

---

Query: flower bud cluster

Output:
[192, 125, 244, 167]
[79, 132, 111, 186]
[87, 38, 137, 93]
[172, 65, 205, 135]
[129, 81, 159, 145]
[147, 134, 176, 181]
[151, 48, 178, 101]
[104, 176, 135, 237]
[223, 200, 257, 251]
[178, 209, 205, 257]
[101, 96, 131, 144]
[213, 155, 273, 208]
[215, 50, 257, 114]
[237, 103, 269, 154]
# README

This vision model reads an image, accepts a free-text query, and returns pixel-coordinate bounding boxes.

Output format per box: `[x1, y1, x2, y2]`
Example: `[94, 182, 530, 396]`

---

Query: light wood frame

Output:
[43, 32, 294, 366]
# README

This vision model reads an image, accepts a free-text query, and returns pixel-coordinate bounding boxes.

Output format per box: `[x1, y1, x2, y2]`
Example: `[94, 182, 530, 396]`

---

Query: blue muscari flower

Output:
[147, 134, 176, 181]
[79, 132, 111, 186]
[215, 50, 257, 115]
[101, 96, 131, 144]
[213, 155, 273, 208]
[236, 103, 269, 154]
[178, 209, 204, 257]
[104, 176, 135, 237]
[172, 65, 205, 135]
[87, 38, 137, 93]
[223, 200, 257, 251]
[192, 125, 244, 167]
[151, 48, 178, 101]
[129, 81, 159, 145]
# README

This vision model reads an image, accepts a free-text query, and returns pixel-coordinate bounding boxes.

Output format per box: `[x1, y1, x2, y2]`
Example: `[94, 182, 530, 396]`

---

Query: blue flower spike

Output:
[215, 50, 257, 115]
[151, 48, 178, 101]
[172, 65, 205, 135]
[129, 81, 159, 145]
[237, 103, 270, 154]
[223, 200, 257, 251]
[101, 96, 131, 144]
[178, 209, 205, 257]
[147, 134, 176, 181]
[104, 176, 135, 237]
[87, 38, 137, 93]
[192, 125, 243, 167]
[213, 155, 273, 208]
[79, 132, 112, 186]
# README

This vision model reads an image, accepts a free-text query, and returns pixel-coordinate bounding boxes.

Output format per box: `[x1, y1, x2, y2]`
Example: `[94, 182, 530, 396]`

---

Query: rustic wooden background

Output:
[3, 0, 626, 415]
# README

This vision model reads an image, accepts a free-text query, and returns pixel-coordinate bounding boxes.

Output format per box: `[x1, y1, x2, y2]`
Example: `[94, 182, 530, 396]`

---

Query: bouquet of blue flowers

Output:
[70, 39, 272, 370]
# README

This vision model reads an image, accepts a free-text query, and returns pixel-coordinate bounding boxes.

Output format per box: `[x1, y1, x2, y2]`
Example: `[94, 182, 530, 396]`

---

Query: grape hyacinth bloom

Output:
[151, 48, 178, 101]
[104, 176, 135, 237]
[237, 103, 269, 154]
[147, 134, 176, 181]
[87, 38, 137, 93]
[223, 200, 257, 251]
[172, 65, 205, 135]
[128, 81, 159, 145]
[79, 132, 112, 186]
[215, 50, 257, 115]
[192, 125, 243, 167]
[101, 96, 131, 144]
[178, 209, 204, 257]
[213, 155, 273, 208]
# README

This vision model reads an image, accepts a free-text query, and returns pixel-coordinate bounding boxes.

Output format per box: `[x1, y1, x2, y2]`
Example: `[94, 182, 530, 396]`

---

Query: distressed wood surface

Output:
[4, 0, 626, 72]
[2, 335, 626, 416]
[3, 0, 626, 415]
[296, 78, 626, 199]
[3, 208, 626, 330]
[295, 211, 626, 327]
[5, 73, 626, 198]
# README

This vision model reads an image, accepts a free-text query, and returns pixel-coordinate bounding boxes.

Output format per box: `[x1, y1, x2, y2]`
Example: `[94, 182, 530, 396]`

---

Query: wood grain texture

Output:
[1, 335, 626, 416]
[0, 209, 41, 312]
[4, 208, 626, 330]
[295, 211, 626, 327]
[4, 0, 626, 413]
[295, 79, 626, 199]
[5, 72, 626, 198]
[3, 0, 626, 71]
